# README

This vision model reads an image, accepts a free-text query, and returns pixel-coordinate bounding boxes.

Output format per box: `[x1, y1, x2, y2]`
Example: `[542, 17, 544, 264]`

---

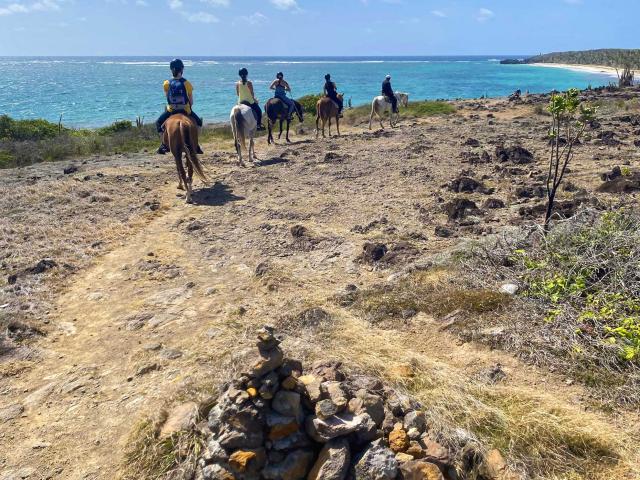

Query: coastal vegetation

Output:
[528, 49, 640, 69]
[0, 115, 234, 169]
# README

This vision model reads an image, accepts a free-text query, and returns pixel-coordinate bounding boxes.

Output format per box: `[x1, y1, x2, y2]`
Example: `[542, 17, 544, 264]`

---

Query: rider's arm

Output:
[269, 80, 277, 90]
[248, 81, 256, 100]
[185, 81, 194, 106]
[235, 82, 239, 97]
[283, 80, 291, 92]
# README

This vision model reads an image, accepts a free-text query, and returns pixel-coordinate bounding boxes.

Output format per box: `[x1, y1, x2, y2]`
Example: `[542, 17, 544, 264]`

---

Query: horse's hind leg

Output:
[336, 116, 341, 137]
[174, 153, 189, 200]
[286, 120, 291, 143]
[328, 118, 332, 137]
[316, 116, 320, 139]
[278, 119, 283, 140]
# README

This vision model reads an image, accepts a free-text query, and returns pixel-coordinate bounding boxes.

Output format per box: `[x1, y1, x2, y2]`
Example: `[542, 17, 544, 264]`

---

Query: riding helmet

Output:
[239, 67, 248, 77]
[386, 75, 391, 80]
[276, 72, 284, 78]
[325, 74, 331, 80]
[170, 58, 185, 73]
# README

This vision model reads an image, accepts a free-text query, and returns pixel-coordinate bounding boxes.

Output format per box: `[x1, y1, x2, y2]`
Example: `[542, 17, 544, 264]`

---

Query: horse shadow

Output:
[256, 157, 289, 167]
[190, 182, 245, 206]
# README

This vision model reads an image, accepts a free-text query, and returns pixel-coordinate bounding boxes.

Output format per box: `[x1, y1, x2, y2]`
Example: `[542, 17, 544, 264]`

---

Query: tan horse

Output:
[162, 114, 208, 203]
[316, 94, 344, 138]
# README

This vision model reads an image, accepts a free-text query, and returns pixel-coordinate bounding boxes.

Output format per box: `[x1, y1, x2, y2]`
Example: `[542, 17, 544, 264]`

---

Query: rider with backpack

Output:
[381, 75, 398, 114]
[323, 74, 343, 117]
[155, 58, 204, 155]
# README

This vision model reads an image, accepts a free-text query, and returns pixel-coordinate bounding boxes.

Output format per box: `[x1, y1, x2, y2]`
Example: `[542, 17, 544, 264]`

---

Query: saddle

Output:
[240, 101, 260, 122]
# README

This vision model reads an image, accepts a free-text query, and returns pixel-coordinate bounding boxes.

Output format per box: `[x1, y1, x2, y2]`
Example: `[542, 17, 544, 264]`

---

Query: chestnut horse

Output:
[264, 98, 304, 144]
[162, 114, 208, 203]
[316, 94, 344, 138]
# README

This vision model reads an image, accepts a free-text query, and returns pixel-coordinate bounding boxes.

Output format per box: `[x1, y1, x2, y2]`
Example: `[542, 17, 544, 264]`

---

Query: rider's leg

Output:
[251, 103, 265, 130]
[391, 96, 398, 114]
[156, 110, 172, 154]
[286, 98, 296, 120]
[188, 110, 205, 154]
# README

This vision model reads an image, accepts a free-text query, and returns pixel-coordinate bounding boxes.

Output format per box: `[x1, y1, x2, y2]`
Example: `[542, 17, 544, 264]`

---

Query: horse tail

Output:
[181, 120, 208, 183]
[231, 106, 246, 152]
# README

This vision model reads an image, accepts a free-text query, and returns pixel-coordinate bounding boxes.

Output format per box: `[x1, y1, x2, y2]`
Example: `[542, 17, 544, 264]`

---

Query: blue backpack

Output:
[167, 78, 189, 110]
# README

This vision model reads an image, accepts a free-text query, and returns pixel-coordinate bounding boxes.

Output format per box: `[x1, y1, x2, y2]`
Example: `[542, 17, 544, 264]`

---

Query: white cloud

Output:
[168, 0, 183, 10]
[270, 0, 298, 11]
[476, 7, 494, 22]
[135, 0, 149, 6]
[0, 0, 62, 16]
[431, 9, 446, 18]
[236, 11, 267, 25]
[200, 0, 229, 6]
[183, 11, 219, 23]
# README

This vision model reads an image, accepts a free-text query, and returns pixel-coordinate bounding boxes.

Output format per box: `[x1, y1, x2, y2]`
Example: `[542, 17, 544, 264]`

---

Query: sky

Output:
[0, 0, 637, 56]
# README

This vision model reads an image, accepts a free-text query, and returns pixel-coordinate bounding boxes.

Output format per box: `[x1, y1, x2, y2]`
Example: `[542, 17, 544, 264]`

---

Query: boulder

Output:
[246, 346, 284, 379]
[298, 374, 323, 404]
[316, 399, 340, 419]
[354, 443, 398, 480]
[272, 390, 302, 418]
[307, 438, 350, 480]
[160, 402, 199, 439]
[403, 411, 426, 434]
[348, 389, 385, 426]
[262, 449, 314, 480]
[306, 413, 366, 442]
[322, 381, 349, 411]
[420, 439, 452, 469]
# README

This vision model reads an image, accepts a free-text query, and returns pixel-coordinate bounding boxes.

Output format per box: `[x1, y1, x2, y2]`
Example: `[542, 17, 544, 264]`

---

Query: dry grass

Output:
[322, 315, 639, 480]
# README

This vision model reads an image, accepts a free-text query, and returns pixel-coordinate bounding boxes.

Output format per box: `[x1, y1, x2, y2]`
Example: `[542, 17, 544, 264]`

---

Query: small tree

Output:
[544, 88, 597, 231]
[617, 66, 635, 87]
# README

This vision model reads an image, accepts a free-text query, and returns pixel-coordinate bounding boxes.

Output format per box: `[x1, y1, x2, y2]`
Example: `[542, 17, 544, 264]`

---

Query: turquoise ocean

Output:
[1, 56, 615, 127]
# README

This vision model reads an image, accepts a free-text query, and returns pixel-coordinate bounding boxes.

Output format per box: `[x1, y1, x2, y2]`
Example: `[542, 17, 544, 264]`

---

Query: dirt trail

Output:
[2, 107, 639, 479]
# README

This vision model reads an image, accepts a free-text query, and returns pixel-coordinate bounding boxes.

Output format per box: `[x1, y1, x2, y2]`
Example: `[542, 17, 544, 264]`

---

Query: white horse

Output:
[369, 92, 409, 130]
[230, 104, 258, 167]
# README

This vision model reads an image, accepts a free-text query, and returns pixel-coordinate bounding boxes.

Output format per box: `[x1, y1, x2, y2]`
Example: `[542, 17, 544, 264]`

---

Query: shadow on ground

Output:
[190, 182, 245, 206]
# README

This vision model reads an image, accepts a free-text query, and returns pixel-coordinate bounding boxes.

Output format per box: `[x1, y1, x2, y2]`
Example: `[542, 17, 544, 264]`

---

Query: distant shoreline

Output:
[529, 63, 624, 78]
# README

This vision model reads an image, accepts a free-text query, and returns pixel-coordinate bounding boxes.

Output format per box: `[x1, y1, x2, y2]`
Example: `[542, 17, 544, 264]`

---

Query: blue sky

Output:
[0, 0, 636, 56]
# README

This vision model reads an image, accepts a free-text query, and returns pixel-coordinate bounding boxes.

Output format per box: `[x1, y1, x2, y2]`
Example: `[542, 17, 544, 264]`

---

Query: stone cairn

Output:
[197, 327, 509, 480]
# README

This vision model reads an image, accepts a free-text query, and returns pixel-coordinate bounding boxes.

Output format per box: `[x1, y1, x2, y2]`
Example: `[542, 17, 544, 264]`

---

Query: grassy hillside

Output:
[527, 49, 640, 69]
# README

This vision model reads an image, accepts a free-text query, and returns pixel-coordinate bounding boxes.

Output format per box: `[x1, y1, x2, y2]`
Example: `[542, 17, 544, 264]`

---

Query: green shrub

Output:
[0, 115, 60, 141]
[97, 120, 134, 136]
[297, 94, 322, 116]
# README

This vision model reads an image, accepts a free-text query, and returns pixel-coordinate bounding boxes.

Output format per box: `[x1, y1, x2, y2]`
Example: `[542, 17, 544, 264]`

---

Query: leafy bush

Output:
[97, 120, 134, 136]
[297, 94, 322, 116]
[0, 115, 60, 141]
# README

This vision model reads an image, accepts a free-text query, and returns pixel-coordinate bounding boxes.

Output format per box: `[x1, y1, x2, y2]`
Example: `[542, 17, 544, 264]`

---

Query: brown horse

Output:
[162, 114, 208, 203]
[264, 98, 304, 144]
[316, 94, 344, 138]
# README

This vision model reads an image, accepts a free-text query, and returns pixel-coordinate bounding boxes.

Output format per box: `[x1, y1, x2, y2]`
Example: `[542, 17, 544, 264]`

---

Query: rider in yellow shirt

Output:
[155, 59, 203, 155]
[236, 68, 265, 130]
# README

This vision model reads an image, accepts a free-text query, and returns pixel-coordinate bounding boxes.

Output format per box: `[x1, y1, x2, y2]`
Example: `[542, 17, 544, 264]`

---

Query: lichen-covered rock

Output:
[208, 395, 264, 450]
[266, 412, 300, 441]
[420, 439, 452, 469]
[354, 443, 398, 480]
[389, 425, 410, 453]
[298, 374, 323, 404]
[316, 399, 339, 419]
[398, 460, 444, 480]
[229, 448, 266, 475]
[201, 463, 235, 480]
[307, 438, 350, 480]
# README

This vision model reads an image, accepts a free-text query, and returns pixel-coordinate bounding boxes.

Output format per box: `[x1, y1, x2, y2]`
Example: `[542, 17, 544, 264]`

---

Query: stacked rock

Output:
[197, 327, 465, 480]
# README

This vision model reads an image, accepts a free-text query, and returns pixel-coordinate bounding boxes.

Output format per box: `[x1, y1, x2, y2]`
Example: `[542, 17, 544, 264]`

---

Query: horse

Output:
[368, 92, 409, 130]
[230, 104, 259, 167]
[316, 94, 344, 138]
[264, 98, 304, 144]
[162, 114, 208, 204]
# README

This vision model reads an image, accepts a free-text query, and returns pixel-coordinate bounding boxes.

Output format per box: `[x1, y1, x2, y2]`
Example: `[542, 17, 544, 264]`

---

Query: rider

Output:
[236, 68, 265, 130]
[323, 74, 343, 117]
[270, 72, 295, 121]
[155, 59, 204, 155]
[381, 74, 398, 114]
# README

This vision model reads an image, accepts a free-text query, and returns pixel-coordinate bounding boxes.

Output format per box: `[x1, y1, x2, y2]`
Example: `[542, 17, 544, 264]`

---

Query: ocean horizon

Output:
[1, 56, 615, 128]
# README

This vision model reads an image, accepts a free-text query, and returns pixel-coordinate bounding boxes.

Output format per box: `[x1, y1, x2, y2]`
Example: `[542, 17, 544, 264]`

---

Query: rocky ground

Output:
[1, 87, 640, 480]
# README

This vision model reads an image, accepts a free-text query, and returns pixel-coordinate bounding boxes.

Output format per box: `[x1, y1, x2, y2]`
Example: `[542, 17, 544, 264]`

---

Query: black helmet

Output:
[239, 68, 248, 77]
[170, 58, 184, 73]
[276, 72, 284, 79]
[325, 74, 331, 80]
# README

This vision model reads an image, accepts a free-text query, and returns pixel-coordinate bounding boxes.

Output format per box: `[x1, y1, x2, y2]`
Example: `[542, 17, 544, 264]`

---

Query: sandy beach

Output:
[530, 62, 627, 77]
